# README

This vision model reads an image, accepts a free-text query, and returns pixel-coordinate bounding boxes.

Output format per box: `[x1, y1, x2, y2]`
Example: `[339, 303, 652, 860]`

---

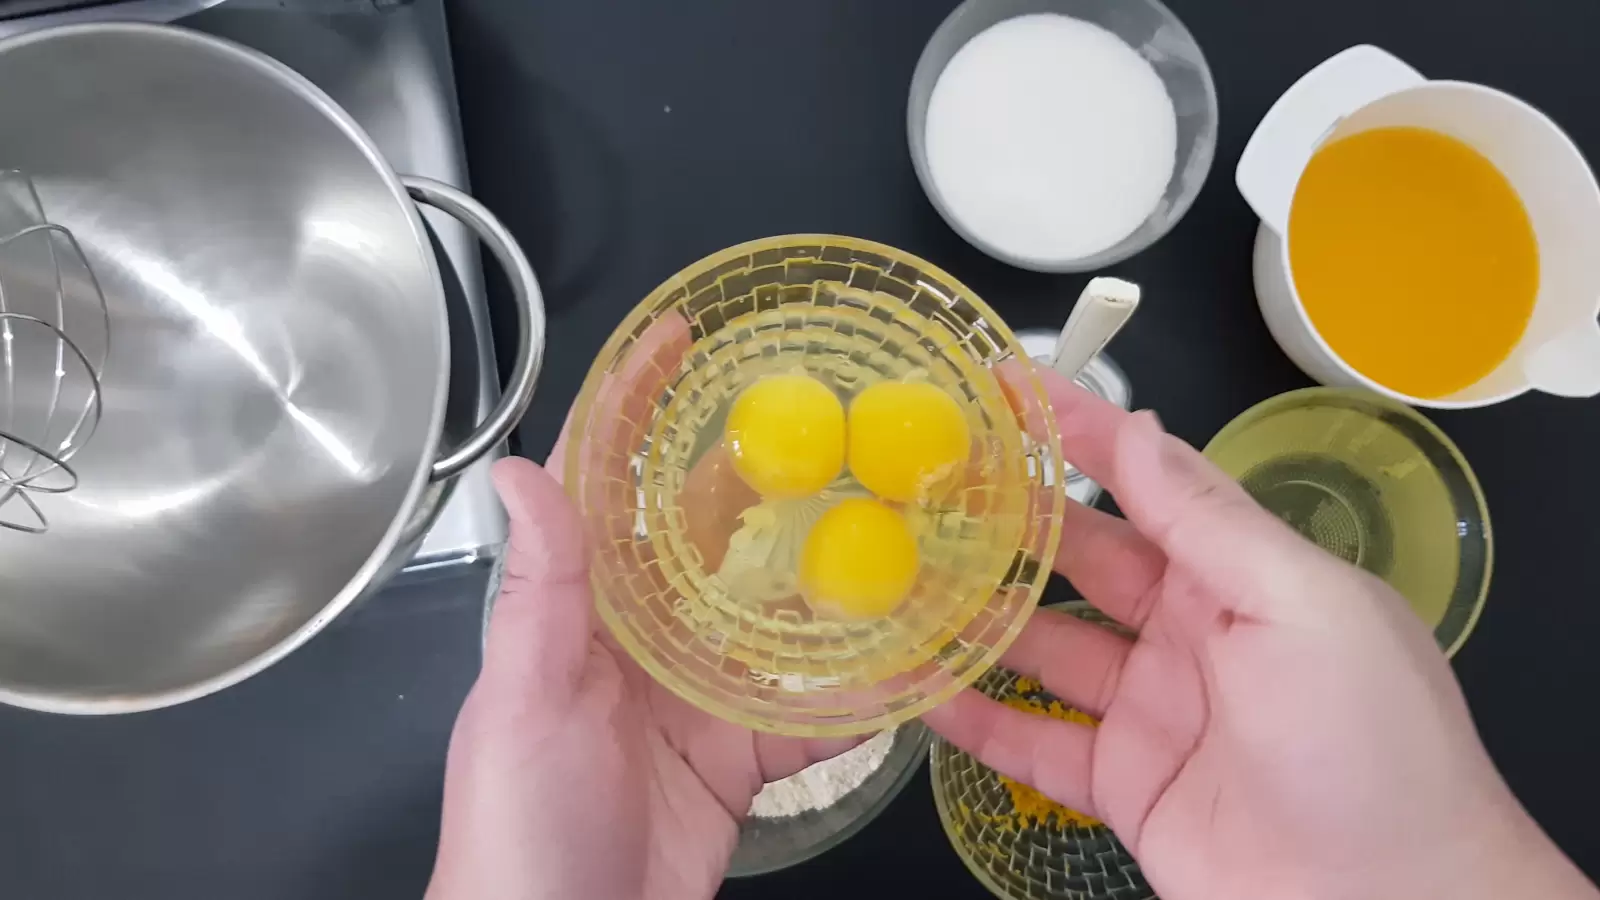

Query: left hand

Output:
[425, 456, 855, 900]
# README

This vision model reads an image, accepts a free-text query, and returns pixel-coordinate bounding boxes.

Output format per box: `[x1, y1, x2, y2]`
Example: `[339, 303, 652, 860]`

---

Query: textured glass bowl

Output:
[908, 0, 1218, 272]
[931, 604, 1153, 900]
[1204, 388, 1492, 658]
[563, 235, 1065, 737]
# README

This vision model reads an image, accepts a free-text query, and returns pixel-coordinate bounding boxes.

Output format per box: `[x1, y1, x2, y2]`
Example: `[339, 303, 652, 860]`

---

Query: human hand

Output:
[424, 456, 856, 900]
[925, 370, 1598, 900]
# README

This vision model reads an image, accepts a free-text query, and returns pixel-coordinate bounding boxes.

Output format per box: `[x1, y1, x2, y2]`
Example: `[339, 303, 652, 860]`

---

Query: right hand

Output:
[924, 371, 1597, 900]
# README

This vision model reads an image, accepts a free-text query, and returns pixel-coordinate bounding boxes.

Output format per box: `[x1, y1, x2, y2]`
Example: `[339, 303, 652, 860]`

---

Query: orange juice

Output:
[1288, 126, 1540, 399]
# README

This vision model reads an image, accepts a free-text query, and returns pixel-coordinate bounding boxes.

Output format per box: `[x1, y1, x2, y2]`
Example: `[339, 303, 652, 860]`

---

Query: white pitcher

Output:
[1236, 45, 1600, 409]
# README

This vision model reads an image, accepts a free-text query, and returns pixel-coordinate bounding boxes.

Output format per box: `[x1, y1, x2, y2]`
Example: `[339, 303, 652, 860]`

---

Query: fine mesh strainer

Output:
[0, 169, 108, 535]
[564, 235, 1065, 737]
[1203, 388, 1492, 657]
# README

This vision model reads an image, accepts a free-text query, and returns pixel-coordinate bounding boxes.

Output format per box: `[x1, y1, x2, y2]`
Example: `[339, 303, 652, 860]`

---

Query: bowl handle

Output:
[401, 175, 546, 482]
[1235, 45, 1424, 235]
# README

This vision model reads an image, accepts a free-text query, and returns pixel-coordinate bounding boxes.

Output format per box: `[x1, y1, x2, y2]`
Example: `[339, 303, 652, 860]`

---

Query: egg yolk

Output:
[725, 373, 846, 498]
[847, 380, 971, 503]
[800, 498, 919, 619]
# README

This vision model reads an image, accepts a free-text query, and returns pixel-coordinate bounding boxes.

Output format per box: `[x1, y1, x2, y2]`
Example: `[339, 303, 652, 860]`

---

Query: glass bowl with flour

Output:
[909, 0, 1217, 271]
[727, 722, 933, 876]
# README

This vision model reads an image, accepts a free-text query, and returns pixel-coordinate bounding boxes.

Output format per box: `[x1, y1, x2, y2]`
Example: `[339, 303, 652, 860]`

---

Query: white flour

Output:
[748, 729, 897, 818]
[924, 13, 1178, 264]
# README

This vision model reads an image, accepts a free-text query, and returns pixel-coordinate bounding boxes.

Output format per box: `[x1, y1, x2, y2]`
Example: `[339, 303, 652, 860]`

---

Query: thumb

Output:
[483, 456, 593, 702]
[1112, 410, 1346, 623]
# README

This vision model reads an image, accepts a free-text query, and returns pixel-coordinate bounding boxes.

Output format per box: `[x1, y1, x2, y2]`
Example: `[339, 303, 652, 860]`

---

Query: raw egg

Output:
[725, 373, 846, 498]
[848, 380, 971, 503]
[800, 497, 919, 619]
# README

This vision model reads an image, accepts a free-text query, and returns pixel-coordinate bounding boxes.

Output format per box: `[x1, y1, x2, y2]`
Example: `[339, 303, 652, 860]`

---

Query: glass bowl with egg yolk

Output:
[563, 235, 1066, 737]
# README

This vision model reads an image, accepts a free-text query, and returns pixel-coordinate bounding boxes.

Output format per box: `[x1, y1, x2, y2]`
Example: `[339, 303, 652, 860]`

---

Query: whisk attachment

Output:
[0, 170, 109, 534]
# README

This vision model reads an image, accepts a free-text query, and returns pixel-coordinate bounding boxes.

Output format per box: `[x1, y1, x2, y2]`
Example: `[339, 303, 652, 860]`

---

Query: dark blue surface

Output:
[449, 0, 1600, 897]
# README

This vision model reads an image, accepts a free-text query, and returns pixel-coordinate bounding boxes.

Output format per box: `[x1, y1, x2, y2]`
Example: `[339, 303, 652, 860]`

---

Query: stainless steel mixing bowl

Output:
[0, 23, 543, 713]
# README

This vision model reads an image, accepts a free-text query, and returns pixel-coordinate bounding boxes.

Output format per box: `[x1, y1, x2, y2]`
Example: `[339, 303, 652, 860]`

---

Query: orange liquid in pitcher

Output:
[1288, 126, 1540, 399]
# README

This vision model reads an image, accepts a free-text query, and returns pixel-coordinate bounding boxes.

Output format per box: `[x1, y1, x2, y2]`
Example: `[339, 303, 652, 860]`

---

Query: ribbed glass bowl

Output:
[563, 235, 1065, 737]
[931, 604, 1153, 900]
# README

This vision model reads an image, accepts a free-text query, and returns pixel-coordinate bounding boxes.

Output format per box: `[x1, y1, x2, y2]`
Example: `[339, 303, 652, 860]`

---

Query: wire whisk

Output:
[0, 169, 108, 534]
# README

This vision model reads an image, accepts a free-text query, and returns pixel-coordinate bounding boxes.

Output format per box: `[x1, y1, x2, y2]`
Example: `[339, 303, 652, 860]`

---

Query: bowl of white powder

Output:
[727, 722, 932, 876]
[909, 0, 1217, 271]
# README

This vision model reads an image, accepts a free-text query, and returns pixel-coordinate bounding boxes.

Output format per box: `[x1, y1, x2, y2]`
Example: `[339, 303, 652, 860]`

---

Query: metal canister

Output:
[1015, 329, 1132, 508]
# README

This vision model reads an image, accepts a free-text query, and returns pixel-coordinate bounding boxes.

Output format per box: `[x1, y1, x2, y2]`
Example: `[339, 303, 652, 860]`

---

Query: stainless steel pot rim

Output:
[0, 22, 543, 715]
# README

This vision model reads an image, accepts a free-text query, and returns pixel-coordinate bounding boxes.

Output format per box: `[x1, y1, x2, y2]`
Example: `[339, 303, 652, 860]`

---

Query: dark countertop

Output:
[449, 0, 1600, 896]
[0, 564, 490, 900]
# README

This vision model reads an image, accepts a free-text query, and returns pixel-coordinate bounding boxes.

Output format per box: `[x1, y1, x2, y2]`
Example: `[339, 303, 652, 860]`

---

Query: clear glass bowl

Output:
[728, 721, 933, 877]
[908, 0, 1218, 272]
[930, 603, 1153, 900]
[1203, 388, 1493, 658]
[563, 235, 1066, 737]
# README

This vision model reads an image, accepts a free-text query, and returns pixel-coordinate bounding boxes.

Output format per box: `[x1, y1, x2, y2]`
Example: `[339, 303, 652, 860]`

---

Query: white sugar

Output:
[924, 13, 1177, 264]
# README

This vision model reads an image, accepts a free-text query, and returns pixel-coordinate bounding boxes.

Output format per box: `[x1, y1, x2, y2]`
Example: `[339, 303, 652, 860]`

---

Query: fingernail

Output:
[489, 458, 528, 514]
[492, 457, 589, 578]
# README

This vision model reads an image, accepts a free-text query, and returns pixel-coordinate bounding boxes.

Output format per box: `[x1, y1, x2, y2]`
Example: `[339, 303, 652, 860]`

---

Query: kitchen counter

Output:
[448, 0, 1600, 896]
[0, 565, 488, 899]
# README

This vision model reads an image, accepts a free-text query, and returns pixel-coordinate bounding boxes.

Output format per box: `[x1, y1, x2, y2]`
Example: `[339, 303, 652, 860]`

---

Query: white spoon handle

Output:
[1051, 277, 1140, 381]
